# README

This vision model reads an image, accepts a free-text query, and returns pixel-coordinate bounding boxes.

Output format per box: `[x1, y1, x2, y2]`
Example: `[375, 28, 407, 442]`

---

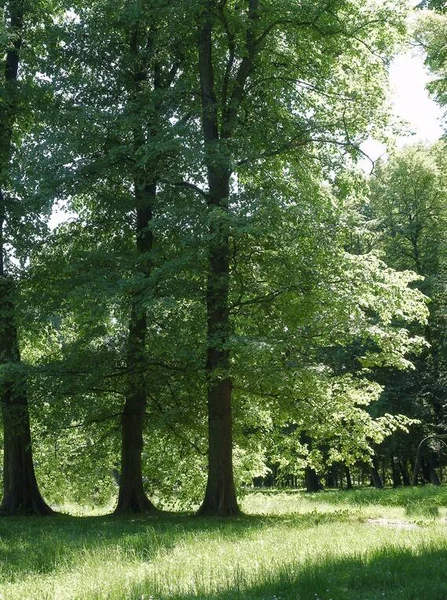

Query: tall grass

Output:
[1, 486, 446, 599]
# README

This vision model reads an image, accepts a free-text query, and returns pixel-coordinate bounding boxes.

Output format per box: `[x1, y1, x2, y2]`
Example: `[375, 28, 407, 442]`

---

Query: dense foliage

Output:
[0, 0, 445, 515]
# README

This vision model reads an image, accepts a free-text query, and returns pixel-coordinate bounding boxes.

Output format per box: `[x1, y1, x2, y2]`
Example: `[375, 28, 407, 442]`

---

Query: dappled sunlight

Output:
[2, 490, 447, 599]
[242, 486, 447, 522]
[1, 0, 447, 598]
[149, 547, 447, 600]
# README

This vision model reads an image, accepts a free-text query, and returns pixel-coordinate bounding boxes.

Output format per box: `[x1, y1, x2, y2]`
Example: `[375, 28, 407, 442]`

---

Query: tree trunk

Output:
[198, 376, 239, 516]
[115, 305, 157, 513]
[305, 466, 321, 493]
[1, 374, 54, 515]
[195, 1, 246, 517]
[370, 462, 383, 489]
[399, 460, 411, 486]
[195, 0, 260, 516]
[197, 173, 239, 517]
[114, 19, 162, 513]
[0, 2, 53, 516]
[0, 280, 54, 515]
[326, 466, 337, 489]
[345, 466, 353, 490]
[421, 456, 430, 483]
[428, 454, 441, 486]
[115, 186, 158, 514]
[115, 385, 156, 512]
[263, 462, 278, 487]
[391, 458, 402, 487]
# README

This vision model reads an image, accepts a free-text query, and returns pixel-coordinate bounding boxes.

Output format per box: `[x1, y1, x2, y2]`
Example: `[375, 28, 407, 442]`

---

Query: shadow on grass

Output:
[0, 509, 353, 582]
[149, 546, 447, 600]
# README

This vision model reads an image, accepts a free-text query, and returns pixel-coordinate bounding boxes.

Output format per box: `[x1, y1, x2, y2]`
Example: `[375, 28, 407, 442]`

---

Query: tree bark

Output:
[391, 458, 402, 487]
[115, 21, 159, 513]
[0, 280, 54, 515]
[115, 182, 158, 513]
[345, 466, 353, 490]
[399, 460, 411, 486]
[196, 0, 259, 516]
[197, 169, 239, 516]
[369, 458, 383, 489]
[305, 466, 322, 493]
[428, 454, 441, 486]
[195, 1, 243, 517]
[0, 1, 53, 516]
[325, 466, 337, 489]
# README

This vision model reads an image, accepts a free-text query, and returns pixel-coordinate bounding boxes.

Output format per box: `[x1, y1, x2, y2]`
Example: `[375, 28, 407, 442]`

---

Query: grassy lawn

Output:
[1, 486, 447, 599]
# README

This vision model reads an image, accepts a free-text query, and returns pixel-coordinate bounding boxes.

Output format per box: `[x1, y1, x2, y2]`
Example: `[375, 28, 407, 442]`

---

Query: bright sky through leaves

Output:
[391, 51, 443, 142]
[361, 48, 444, 168]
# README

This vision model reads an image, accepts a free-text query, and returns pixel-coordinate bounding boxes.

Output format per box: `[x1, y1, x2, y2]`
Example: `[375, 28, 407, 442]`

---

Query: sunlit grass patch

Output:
[1, 487, 447, 599]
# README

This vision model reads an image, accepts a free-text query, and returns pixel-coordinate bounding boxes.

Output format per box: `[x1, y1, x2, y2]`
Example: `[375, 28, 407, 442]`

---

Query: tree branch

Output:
[218, 1, 236, 111]
[149, 390, 207, 456]
[159, 178, 209, 199]
[237, 134, 311, 166]
[55, 412, 121, 431]
[221, 0, 259, 139]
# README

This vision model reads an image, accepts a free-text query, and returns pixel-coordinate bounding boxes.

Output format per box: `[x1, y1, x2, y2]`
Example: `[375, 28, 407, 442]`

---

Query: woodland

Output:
[1, 0, 447, 519]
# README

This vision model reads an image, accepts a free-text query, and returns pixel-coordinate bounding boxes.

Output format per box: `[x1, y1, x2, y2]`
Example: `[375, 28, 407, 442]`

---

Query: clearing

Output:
[1, 486, 447, 600]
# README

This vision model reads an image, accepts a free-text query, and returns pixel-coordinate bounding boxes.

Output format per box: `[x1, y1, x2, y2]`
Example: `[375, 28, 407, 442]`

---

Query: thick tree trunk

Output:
[198, 375, 239, 516]
[305, 466, 321, 493]
[420, 456, 430, 483]
[428, 454, 441, 486]
[197, 173, 239, 517]
[0, 2, 53, 516]
[196, 0, 259, 516]
[116, 399, 156, 512]
[391, 458, 402, 487]
[115, 308, 157, 513]
[299, 434, 321, 492]
[0, 280, 54, 515]
[196, 2, 244, 517]
[326, 466, 337, 489]
[115, 185, 158, 514]
[114, 19, 163, 513]
[369, 459, 383, 489]
[1, 377, 54, 515]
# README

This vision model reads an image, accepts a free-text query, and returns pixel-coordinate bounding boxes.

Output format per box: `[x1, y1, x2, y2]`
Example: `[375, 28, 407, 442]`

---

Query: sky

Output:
[391, 51, 444, 143]
[361, 48, 444, 167]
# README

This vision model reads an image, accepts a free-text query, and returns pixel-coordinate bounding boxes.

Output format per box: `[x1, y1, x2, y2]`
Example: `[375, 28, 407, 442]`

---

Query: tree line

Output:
[0, 0, 445, 516]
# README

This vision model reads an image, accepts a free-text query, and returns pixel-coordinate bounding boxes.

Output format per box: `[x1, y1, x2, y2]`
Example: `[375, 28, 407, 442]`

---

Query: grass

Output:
[1, 486, 447, 599]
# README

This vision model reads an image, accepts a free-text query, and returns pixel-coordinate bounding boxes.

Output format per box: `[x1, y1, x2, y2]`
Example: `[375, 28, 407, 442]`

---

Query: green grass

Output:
[1, 486, 447, 599]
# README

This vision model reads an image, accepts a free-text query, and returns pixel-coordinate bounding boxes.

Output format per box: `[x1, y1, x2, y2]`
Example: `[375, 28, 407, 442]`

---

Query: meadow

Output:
[1, 486, 447, 600]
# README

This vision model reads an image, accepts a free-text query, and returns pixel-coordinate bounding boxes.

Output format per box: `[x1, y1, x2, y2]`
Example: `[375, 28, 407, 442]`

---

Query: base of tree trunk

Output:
[196, 499, 240, 517]
[429, 467, 441, 486]
[0, 496, 55, 516]
[305, 466, 322, 492]
[370, 466, 384, 489]
[114, 491, 159, 515]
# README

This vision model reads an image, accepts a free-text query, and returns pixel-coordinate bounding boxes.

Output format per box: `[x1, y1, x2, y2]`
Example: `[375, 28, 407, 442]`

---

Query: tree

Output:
[417, 0, 447, 13]
[415, 8, 447, 114]
[9, 0, 427, 514]
[192, 0, 410, 515]
[368, 143, 447, 483]
[0, 0, 56, 515]
[26, 0, 204, 513]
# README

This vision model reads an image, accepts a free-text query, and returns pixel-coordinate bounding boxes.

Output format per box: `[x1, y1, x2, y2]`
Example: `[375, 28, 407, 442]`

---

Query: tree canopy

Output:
[0, 0, 445, 515]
